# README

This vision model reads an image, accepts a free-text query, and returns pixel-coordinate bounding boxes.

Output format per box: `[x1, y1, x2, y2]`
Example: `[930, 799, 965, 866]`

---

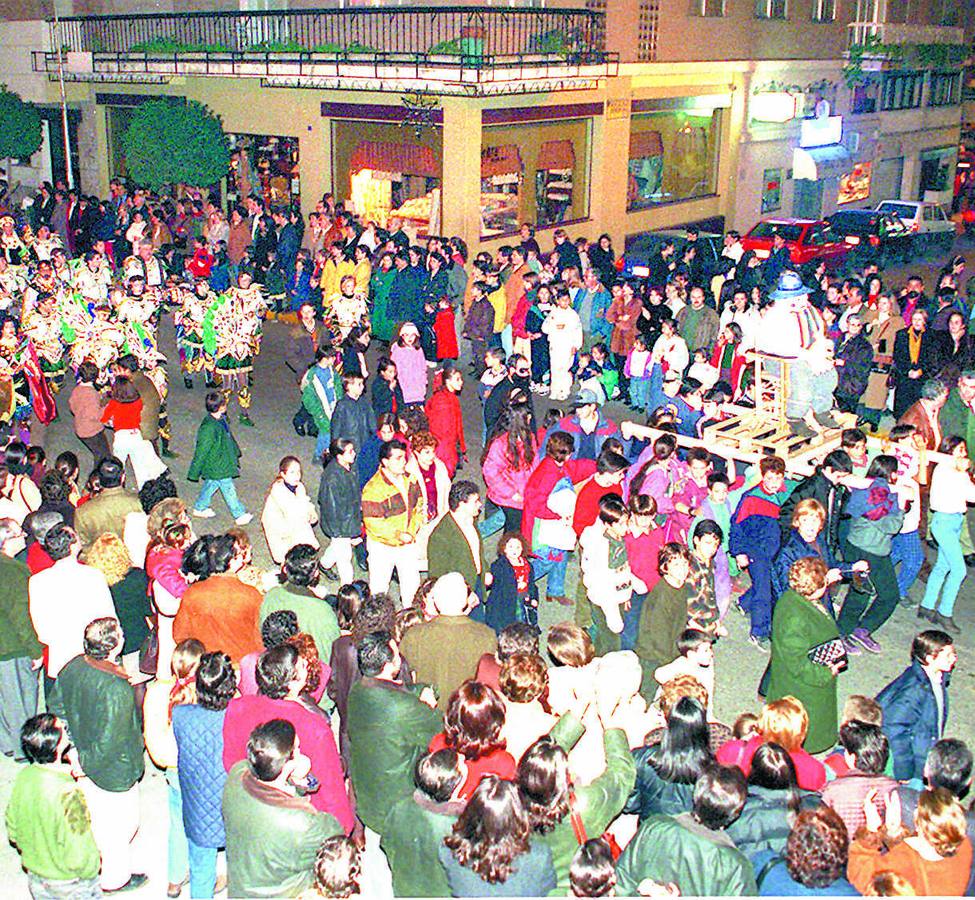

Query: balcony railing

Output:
[49, 6, 607, 63]
[847, 21, 966, 50]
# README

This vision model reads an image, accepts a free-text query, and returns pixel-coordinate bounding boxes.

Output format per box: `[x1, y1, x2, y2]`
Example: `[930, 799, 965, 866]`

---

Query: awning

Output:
[481, 144, 523, 178]
[793, 144, 851, 181]
[537, 139, 575, 171]
[349, 141, 440, 178]
[629, 130, 663, 158]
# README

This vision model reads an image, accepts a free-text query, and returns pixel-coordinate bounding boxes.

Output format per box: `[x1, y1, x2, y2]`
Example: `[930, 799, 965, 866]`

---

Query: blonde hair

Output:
[842, 695, 883, 727]
[499, 653, 548, 704]
[168, 638, 205, 720]
[916, 788, 967, 857]
[759, 696, 809, 752]
[863, 871, 917, 896]
[83, 533, 132, 586]
[147, 497, 188, 539]
[547, 623, 595, 668]
[659, 674, 709, 720]
[791, 498, 826, 530]
[788, 556, 829, 599]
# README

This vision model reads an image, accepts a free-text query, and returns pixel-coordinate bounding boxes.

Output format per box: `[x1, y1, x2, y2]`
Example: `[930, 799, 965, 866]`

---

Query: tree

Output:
[0, 86, 43, 190]
[121, 98, 231, 192]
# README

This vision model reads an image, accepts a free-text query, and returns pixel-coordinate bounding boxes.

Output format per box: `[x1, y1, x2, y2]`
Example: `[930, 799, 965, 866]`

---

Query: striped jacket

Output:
[361, 469, 425, 547]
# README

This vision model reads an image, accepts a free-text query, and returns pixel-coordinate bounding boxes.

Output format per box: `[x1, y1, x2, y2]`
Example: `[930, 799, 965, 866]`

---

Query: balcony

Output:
[847, 22, 966, 51]
[34, 6, 617, 96]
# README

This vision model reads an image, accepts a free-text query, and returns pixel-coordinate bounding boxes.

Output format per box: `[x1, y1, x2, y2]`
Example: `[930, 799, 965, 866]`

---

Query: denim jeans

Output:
[923, 512, 966, 616]
[532, 547, 568, 597]
[166, 769, 189, 886]
[891, 530, 925, 600]
[194, 478, 246, 518]
[620, 592, 647, 652]
[187, 839, 218, 899]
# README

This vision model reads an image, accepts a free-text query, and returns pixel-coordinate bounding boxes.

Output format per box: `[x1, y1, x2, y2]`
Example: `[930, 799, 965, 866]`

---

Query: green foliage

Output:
[0, 86, 43, 163]
[121, 98, 230, 191]
[242, 40, 304, 53]
[844, 37, 965, 88]
[130, 38, 231, 53]
[429, 38, 464, 55]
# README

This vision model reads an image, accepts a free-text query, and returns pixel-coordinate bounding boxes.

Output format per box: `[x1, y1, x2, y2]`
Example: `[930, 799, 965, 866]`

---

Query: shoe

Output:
[160, 446, 179, 459]
[898, 595, 917, 608]
[789, 419, 815, 439]
[850, 628, 881, 654]
[917, 606, 937, 623]
[547, 595, 573, 607]
[192, 508, 216, 519]
[747, 634, 770, 652]
[813, 410, 841, 429]
[234, 513, 253, 526]
[936, 613, 961, 635]
[183, 377, 193, 390]
[965, 554, 975, 568]
[167, 879, 187, 898]
[926, 538, 937, 550]
[107, 874, 148, 894]
[318, 563, 338, 582]
[239, 413, 255, 427]
[841, 636, 863, 656]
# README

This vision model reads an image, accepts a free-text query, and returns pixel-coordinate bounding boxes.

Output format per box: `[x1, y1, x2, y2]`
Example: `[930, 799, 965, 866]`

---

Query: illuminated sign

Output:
[751, 92, 800, 123]
[799, 115, 842, 149]
[838, 161, 872, 205]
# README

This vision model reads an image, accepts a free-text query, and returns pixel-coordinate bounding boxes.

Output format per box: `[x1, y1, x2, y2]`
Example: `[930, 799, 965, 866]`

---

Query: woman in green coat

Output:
[370, 253, 397, 343]
[518, 703, 636, 896]
[766, 556, 844, 754]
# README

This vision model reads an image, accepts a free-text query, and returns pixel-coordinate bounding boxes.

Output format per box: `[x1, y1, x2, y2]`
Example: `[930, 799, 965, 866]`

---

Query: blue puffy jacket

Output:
[876, 660, 950, 782]
[173, 704, 228, 848]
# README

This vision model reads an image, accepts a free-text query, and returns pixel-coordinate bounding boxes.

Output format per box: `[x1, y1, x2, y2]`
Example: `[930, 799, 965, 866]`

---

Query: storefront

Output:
[327, 104, 443, 239]
[226, 133, 300, 210]
[627, 96, 725, 211]
[918, 145, 958, 206]
[480, 104, 595, 239]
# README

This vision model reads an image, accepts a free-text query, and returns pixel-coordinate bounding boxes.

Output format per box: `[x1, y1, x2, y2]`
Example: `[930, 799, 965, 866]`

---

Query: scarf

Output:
[908, 328, 923, 365]
[862, 479, 896, 521]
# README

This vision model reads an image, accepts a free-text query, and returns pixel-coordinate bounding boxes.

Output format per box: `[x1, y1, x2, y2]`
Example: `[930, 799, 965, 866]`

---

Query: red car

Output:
[741, 218, 851, 270]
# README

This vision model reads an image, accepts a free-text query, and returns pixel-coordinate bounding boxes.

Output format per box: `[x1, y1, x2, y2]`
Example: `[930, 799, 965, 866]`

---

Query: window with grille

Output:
[881, 71, 924, 110]
[691, 0, 726, 15]
[929, 72, 960, 107]
[755, 0, 787, 19]
[937, 0, 958, 26]
[812, 0, 835, 21]
[585, 0, 607, 53]
[637, 0, 659, 61]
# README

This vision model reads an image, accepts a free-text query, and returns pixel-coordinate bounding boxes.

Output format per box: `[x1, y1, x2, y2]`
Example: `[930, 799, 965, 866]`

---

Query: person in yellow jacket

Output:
[361, 438, 426, 605]
[319, 244, 355, 308]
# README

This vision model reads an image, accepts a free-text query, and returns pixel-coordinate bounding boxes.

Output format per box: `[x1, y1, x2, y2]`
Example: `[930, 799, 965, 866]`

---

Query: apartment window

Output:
[929, 71, 960, 107]
[850, 79, 878, 114]
[881, 71, 924, 110]
[691, 0, 726, 15]
[812, 0, 835, 21]
[755, 0, 787, 18]
[637, 0, 660, 61]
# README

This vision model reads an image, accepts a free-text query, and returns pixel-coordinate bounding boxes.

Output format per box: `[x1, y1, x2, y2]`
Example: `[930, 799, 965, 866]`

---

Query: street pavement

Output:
[0, 236, 973, 896]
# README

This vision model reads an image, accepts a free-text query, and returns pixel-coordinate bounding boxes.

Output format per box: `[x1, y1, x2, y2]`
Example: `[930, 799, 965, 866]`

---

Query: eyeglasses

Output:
[515, 367, 530, 375]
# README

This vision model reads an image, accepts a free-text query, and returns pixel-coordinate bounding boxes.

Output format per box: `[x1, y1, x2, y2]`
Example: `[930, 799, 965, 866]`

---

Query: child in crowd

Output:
[693, 471, 740, 583]
[590, 343, 620, 401]
[543, 287, 583, 402]
[536, 407, 562, 450]
[477, 347, 508, 407]
[579, 494, 633, 655]
[624, 493, 664, 652]
[688, 347, 719, 390]
[885, 423, 924, 606]
[625, 333, 653, 412]
[824, 695, 886, 777]
[462, 282, 494, 377]
[669, 447, 713, 542]
[526, 283, 552, 393]
[433, 295, 458, 362]
[389, 321, 427, 404]
[484, 531, 538, 632]
[654, 628, 717, 721]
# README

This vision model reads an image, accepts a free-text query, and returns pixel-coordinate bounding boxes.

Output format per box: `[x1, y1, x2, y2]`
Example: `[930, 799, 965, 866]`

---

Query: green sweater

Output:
[260, 585, 341, 667]
[539, 728, 636, 896]
[0, 554, 42, 661]
[5, 765, 100, 881]
[187, 414, 241, 482]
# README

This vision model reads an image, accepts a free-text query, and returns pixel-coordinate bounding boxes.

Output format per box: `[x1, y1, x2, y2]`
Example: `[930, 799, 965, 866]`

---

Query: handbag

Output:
[567, 783, 622, 861]
[807, 637, 848, 670]
[138, 578, 160, 676]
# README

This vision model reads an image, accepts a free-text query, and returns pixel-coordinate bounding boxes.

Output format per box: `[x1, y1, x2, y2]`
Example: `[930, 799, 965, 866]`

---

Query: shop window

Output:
[918, 151, 954, 198]
[761, 169, 782, 213]
[881, 71, 924, 111]
[332, 120, 443, 239]
[755, 0, 787, 19]
[627, 109, 721, 211]
[227, 134, 300, 210]
[812, 0, 835, 21]
[480, 119, 590, 238]
[929, 72, 960, 107]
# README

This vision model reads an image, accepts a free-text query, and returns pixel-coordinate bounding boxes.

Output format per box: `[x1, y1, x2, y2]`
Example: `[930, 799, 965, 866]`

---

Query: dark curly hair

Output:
[39, 471, 70, 506]
[443, 681, 507, 761]
[517, 736, 570, 833]
[261, 609, 299, 649]
[444, 775, 532, 884]
[196, 652, 237, 711]
[785, 806, 849, 888]
[138, 471, 178, 515]
[351, 593, 396, 646]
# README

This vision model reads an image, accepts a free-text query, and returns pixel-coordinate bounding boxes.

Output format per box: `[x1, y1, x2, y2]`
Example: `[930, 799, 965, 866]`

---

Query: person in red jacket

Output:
[433, 296, 459, 362]
[425, 364, 467, 477]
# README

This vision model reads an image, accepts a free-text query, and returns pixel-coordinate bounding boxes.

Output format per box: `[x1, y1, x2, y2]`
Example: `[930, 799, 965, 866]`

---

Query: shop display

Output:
[227, 134, 300, 209]
[480, 144, 523, 237]
[535, 140, 575, 226]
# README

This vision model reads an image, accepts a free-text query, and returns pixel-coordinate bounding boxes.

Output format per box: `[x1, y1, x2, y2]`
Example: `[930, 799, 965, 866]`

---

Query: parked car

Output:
[740, 218, 851, 270]
[826, 208, 915, 266]
[620, 228, 724, 280]
[874, 200, 955, 253]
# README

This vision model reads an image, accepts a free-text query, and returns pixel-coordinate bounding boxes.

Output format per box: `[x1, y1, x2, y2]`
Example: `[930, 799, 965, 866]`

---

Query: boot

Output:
[183, 376, 193, 390]
[160, 438, 179, 460]
[239, 412, 255, 427]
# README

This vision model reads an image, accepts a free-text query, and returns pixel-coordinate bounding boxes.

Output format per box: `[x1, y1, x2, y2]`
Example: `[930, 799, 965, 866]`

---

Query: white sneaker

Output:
[234, 513, 253, 526]
[192, 508, 216, 518]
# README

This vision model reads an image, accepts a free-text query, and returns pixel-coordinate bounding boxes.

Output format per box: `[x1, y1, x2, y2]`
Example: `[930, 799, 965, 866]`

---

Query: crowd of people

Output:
[0, 176, 972, 898]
